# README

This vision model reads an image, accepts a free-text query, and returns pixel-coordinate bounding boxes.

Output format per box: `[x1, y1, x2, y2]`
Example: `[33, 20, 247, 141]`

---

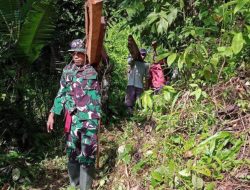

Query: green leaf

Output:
[168, 160, 176, 176]
[156, 52, 170, 62]
[163, 91, 171, 101]
[157, 16, 169, 34]
[163, 85, 176, 93]
[179, 168, 191, 177]
[179, 0, 184, 9]
[231, 32, 245, 54]
[132, 160, 146, 174]
[146, 95, 153, 109]
[167, 8, 177, 25]
[205, 182, 216, 190]
[213, 156, 223, 168]
[126, 7, 136, 18]
[224, 47, 233, 57]
[17, 0, 55, 63]
[191, 88, 202, 101]
[199, 44, 208, 57]
[12, 168, 21, 181]
[192, 175, 204, 189]
[234, 0, 249, 14]
[217, 46, 226, 52]
[150, 178, 159, 188]
[141, 91, 153, 110]
[210, 54, 220, 66]
[219, 139, 242, 160]
[202, 91, 208, 98]
[146, 12, 159, 25]
[122, 154, 131, 164]
[193, 166, 211, 177]
[178, 55, 184, 70]
[167, 53, 177, 66]
[198, 131, 231, 147]
[170, 92, 181, 113]
[189, 83, 199, 88]
[194, 132, 232, 155]
[151, 171, 163, 182]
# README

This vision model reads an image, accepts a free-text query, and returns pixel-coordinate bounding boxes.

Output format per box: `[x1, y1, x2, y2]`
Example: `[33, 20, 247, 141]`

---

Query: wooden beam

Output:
[85, 0, 104, 65]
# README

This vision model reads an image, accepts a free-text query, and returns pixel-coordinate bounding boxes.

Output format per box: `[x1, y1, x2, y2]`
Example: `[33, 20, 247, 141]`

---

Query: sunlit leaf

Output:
[179, 168, 191, 177]
[163, 85, 176, 93]
[189, 83, 198, 88]
[190, 88, 202, 101]
[167, 8, 178, 25]
[157, 17, 168, 34]
[219, 139, 242, 160]
[163, 91, 171, 101]
[197, 131, 231, 148]
[12, 168, 20, 181]
[205, 182, 216, 190]
[170, 92, 181, 113]
[210, 54, 220, 66]
[234, 0, 249, 14]
[217, 46, 226, 52]
[179, 0, 184, 9]
[178, 55, 184, 70]
[168, 160, 176, 176]
[156, 52, 170, 62]
[193, 166, 211, 177]
[231, 32, 245, 54]
[167, 53, 177, 66]
[224, 47, 233, 57]
[192, 175, 204, 189]
[151, 171, 163, 182]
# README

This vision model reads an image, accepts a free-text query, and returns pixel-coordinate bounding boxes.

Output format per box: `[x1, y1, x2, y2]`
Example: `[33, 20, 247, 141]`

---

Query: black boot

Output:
[68, 161, 80, 187]
[79, 165, 95, 190]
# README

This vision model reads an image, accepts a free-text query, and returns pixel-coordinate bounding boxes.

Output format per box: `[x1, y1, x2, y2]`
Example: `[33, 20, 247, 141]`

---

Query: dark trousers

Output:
[125, 85, 143, 108]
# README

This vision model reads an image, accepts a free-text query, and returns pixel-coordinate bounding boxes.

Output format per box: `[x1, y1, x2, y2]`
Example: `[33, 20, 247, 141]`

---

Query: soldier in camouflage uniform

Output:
[47, 39, 101, 190]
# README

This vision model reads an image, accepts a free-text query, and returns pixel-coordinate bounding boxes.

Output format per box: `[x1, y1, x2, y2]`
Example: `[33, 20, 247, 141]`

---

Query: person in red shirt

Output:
[148, 59, 166, 93]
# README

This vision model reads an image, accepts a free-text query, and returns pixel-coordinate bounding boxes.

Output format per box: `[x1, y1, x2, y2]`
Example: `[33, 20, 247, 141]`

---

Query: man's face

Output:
[141, 52, 146, 60]
[72, 52, 86, 66]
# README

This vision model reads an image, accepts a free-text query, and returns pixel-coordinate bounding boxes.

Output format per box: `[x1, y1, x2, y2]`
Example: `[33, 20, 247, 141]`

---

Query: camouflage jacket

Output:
[51, 63, 101, 120]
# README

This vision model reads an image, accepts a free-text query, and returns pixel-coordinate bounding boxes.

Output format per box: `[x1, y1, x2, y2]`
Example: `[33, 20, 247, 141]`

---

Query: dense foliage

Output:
[103, 0, 250, 189]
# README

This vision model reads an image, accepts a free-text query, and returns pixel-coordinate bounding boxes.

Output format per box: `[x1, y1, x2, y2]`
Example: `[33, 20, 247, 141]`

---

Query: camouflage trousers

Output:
[66, 115, 99, 167]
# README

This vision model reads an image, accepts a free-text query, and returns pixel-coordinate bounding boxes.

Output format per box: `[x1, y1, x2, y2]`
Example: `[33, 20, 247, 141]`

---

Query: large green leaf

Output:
[17, 0, 55, 63]
[156, 52, 170, 62]
[198, 131, 231, 147]
[167, 8, 178, 25]
[167, 53, 177, 66]
[151, 170, 163, 182]
[231, 32, 245, 54]
[234, 0, 250, 14]
[157, 16, 168, 34]
[179, 0, 184, 9]
[192, 175, 204, 189]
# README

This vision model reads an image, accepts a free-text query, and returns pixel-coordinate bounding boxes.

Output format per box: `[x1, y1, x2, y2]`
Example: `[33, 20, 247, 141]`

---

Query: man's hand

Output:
[47, 112, 54, 133]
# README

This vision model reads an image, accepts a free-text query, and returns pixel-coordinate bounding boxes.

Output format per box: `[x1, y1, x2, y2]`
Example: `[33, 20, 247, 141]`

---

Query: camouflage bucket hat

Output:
[68, 39, 86, 53]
